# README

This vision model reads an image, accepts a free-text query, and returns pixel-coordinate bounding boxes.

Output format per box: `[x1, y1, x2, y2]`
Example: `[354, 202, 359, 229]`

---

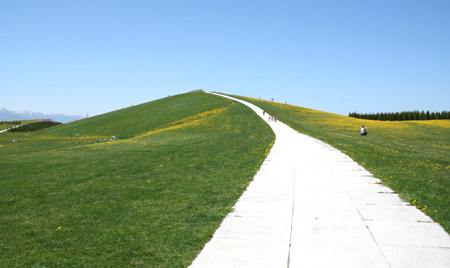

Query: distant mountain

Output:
[0, 108, 84, 123]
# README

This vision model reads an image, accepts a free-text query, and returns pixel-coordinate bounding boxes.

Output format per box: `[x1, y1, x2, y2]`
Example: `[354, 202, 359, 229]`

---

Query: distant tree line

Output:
[348, 110, 450, 121]
[0, 120, 22, 125]
[8, 121, 62, 132]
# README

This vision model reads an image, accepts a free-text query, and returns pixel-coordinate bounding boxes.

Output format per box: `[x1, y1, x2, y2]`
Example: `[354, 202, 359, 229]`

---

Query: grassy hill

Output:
[2, 91, 449, 267]
[0, 91, 274, 267]
[43, 92, 233, 139]
[233, 95, 450, 234]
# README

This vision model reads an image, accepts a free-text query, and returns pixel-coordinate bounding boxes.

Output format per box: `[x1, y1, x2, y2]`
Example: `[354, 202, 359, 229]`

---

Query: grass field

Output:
[0, 92, 275, 267]
[234, 95, 450, 234]
[2, 91, 448, 267]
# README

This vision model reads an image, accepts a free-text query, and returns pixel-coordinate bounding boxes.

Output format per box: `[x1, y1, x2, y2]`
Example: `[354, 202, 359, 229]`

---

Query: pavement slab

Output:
[189, 93, 450, 268]
[191, 238, 290, 268]
[289, 242, 391, 268]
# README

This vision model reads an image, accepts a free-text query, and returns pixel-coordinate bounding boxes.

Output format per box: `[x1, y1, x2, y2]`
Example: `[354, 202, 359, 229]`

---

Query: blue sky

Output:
[1, 0, 449, 117]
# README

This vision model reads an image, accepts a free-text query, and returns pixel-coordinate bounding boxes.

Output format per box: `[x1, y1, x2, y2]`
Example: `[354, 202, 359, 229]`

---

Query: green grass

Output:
[5, 90, 448, 267]
[233, 95, 450, 234]
[0, 92, 275, 267]
[44, 92, 230, 139]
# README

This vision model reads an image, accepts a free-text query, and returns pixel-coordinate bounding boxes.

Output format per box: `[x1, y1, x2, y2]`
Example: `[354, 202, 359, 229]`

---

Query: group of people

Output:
[263, 110, 368, 136]
[263, 110, 277, 122]
[12, 139, 21, 142]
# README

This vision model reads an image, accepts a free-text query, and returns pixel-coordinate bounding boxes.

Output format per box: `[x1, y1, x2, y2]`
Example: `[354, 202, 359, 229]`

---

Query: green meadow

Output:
[2, 91, 449, 267]
[0, 92, 274, 267]
[234, 95, 450, 233]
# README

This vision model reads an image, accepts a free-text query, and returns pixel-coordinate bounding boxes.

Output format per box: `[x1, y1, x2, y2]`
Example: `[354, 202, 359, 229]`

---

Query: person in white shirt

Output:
[361, 125, 367, 136]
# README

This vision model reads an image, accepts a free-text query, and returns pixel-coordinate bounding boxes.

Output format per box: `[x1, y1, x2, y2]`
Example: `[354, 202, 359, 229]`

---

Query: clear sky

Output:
[1, 0, 449, 117]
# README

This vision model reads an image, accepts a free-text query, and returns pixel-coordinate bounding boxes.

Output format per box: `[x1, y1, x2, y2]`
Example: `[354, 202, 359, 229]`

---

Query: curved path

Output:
[190, 93, 450, 268]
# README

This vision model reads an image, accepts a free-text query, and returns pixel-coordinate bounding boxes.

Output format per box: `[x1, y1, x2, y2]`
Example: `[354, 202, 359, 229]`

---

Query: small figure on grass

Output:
[361, 125, 367, 136]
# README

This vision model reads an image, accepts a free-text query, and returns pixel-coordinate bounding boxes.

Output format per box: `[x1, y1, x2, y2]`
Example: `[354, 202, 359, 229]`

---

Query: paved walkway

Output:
[190, 93, 450, 268]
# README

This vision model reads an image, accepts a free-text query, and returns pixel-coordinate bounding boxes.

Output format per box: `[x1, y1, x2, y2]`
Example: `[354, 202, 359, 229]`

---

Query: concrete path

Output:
[189, 93, 450, 268]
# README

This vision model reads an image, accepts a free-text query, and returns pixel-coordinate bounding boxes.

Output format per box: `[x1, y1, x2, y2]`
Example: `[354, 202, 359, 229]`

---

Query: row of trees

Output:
[8, 121, 61, 132]
[0, 121, 21, 125]
[348, 110, 450, 121]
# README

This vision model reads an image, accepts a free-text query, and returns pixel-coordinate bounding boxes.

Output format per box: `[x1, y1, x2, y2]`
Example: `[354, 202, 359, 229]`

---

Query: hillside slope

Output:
[43, 92, 231, 138]
[234, 94, 450, 234]
[0, 91, 275, 267]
